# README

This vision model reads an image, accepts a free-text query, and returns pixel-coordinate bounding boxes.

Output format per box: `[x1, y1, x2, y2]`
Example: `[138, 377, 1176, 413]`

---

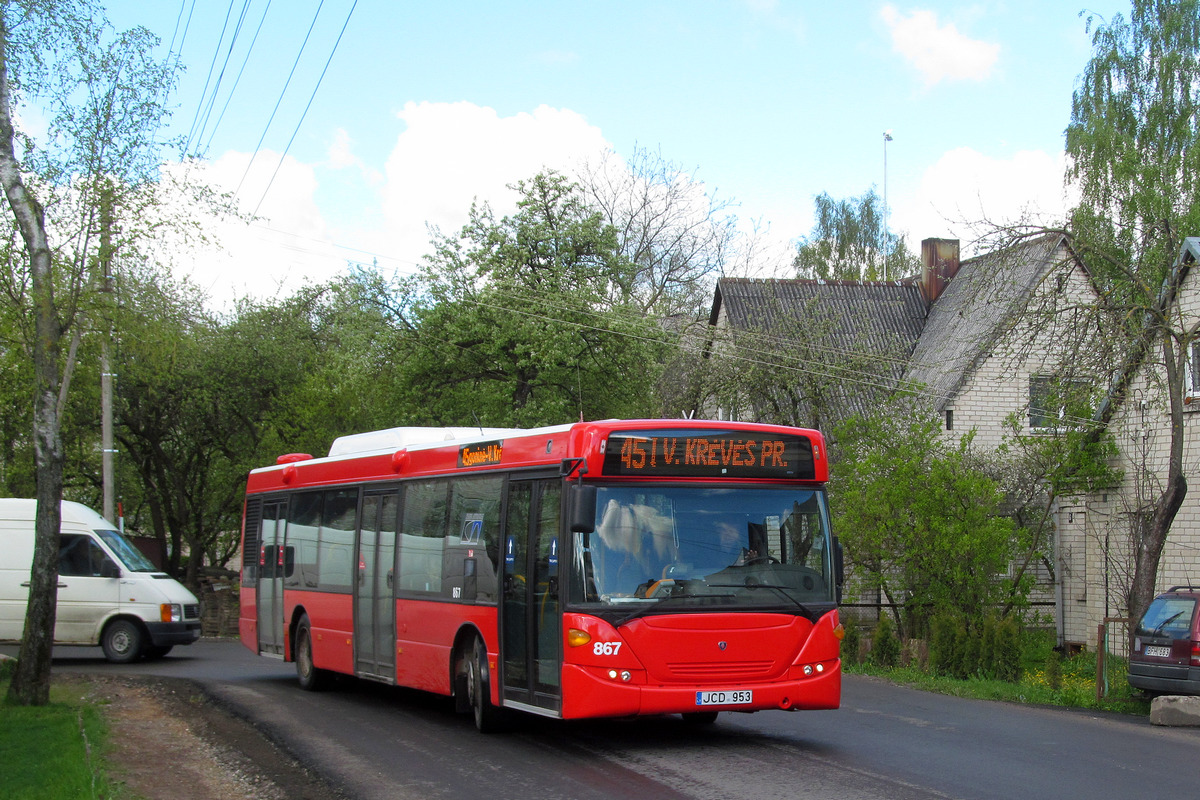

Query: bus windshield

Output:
[569, 485, 834, 619]
[95, 529, 160, 573]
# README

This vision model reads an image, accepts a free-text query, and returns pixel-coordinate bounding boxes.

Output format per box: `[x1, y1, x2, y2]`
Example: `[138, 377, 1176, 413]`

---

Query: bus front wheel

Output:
[295, 614, 329, 691]
[466, 636, 505, 733]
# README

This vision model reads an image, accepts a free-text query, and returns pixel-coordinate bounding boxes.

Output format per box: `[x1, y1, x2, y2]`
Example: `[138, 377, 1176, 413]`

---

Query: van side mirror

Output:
[570, 484, 597, 533]
[100, 559, 121, 579]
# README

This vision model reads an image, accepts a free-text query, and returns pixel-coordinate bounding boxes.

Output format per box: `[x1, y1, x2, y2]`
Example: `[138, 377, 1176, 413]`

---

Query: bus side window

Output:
[318, 488, 358, 592]
[444, 475, 503, 603]
[399, 480, 449, 594]
[287, 492, 322, 589]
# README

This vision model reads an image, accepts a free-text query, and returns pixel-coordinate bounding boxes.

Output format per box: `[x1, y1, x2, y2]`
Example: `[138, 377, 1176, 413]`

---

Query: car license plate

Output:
[1144, 645, 1171, 658]
[696, 690, 753, 706]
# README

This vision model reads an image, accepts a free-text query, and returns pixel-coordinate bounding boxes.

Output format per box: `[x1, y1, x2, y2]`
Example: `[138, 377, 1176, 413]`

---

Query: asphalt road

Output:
[4, 638, 1198, 800]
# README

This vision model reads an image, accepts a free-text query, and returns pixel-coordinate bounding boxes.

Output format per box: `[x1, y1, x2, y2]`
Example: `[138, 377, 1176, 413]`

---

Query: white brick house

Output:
[903, 235, 1118, 648]
[708, 234, 1180, 648]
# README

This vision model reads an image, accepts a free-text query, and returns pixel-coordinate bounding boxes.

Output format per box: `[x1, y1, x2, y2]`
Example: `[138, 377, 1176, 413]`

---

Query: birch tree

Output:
[1065, 0, 1200, 640]
[1, 0, 177, 706]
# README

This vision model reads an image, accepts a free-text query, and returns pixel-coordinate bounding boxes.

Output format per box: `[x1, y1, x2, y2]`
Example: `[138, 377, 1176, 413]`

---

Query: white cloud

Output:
[891, 147, 1073, 252]
[378, 101, 611, 268]
[880, 5, 1000, 86]
[156, 153, 346, 309]
[156, 102, 614, 309]
[326, 128, 359, 170]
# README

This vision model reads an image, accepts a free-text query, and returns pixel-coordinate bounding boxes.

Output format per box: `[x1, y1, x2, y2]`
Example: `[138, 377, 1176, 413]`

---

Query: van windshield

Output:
[95, 529, 159, 573]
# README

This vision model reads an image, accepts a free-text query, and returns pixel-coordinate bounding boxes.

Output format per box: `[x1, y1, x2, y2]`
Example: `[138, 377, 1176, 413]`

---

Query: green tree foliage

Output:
[1066, 1, 1200, 302]
[793, 189, 921, 281]
[380, 171, 670, 427]
[1064, 0, 1200, 643]
[112, 273, 393, 586]
[995, 415, 1121, 626]
[832, 408, 1029, 639]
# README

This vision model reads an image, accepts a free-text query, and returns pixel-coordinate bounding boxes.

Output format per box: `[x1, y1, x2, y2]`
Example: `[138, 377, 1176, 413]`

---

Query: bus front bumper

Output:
[559, 660, 841, 719]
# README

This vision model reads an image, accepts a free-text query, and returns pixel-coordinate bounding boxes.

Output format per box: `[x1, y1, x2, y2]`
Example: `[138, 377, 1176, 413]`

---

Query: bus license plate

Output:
[1144, 645, 1171, 657]
[696, 690, 753, 706]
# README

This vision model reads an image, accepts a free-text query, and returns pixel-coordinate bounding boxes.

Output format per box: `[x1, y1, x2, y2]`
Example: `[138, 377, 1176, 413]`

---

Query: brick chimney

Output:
[921, 238, 960, 306]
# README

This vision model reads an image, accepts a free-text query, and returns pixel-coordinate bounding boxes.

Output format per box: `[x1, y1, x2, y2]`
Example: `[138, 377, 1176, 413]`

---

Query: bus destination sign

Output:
[601, 431, 815, 479]
[459, 440, 503, 468]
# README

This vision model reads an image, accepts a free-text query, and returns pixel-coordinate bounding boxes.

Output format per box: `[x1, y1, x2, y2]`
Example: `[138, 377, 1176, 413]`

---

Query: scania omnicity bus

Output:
[239, 419, 843, 731]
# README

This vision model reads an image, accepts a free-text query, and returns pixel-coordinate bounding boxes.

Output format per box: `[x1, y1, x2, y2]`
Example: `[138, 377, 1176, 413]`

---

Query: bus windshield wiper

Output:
[612, 593, 736, 628]
[707, 583, 816, 619]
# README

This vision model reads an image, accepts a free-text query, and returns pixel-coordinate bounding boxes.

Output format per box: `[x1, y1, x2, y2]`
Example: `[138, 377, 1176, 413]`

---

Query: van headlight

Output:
[160, 603, 182, 623]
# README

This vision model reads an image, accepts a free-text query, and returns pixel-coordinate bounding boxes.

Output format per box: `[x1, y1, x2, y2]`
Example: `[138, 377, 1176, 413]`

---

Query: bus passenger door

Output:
[501, 478, 562, 714]
[257, 501, 286, 657]
[355, 490, 398, 681]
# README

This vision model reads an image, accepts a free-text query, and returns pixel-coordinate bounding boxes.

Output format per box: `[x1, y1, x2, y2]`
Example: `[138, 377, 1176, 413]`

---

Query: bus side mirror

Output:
[833, 537, 844, 603]
[100, 559, 121, 579]
[570, 484, 597, 533]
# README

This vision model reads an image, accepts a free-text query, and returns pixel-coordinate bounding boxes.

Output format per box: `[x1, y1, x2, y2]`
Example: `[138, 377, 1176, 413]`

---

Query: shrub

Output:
[928, 612, 959, 677]
[993, 615, 1022, 682]
[841, 621, 862, 666]
[871, 614, 900, 668]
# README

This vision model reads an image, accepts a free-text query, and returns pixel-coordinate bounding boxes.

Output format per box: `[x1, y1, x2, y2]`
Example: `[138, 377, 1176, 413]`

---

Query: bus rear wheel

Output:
[295, 614, 329, 691]
[465, 636, 505, 733]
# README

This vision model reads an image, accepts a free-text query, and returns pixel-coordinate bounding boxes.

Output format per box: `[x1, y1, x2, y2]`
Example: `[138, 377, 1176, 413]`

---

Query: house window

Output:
[1184, 342, 1200, 409]
[945, 409, 954, 430]
[1029, 375, 1091, 430]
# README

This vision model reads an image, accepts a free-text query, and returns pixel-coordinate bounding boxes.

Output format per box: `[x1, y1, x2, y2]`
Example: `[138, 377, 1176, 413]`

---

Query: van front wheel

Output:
[101, 619, 145, 663]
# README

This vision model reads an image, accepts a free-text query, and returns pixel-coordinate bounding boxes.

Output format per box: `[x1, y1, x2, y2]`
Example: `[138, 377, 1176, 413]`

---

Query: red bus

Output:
[238, 419, 843, 731]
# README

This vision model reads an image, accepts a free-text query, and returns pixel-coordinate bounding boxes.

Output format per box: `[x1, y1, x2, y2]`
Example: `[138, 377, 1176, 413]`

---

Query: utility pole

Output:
[882, 130, 892, 281]
[98, 181, 116, 523]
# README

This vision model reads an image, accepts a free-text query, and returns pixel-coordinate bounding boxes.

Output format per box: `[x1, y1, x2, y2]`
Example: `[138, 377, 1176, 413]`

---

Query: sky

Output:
[99, 0, 1129, 307]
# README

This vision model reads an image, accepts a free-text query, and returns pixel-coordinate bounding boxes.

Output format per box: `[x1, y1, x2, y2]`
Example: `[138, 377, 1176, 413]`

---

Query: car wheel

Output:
[101, 619, 145, 663]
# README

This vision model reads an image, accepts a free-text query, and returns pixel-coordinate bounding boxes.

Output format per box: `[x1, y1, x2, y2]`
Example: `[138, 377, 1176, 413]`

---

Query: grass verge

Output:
[0, 660, 123, 800]
[847, 627, 1153, 715]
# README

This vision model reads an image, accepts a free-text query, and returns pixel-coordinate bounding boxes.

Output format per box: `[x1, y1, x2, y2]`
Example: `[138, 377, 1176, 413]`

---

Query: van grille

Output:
[184, 604, 201, 620]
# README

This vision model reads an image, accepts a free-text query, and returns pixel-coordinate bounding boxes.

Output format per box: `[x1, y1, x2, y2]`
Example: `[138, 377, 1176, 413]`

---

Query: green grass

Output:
[0, 666, 123, 800]
[847, 628, 1153, 715]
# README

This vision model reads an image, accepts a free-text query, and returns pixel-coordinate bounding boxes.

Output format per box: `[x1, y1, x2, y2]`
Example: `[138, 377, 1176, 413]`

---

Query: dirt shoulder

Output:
[77, 675, 344, 800]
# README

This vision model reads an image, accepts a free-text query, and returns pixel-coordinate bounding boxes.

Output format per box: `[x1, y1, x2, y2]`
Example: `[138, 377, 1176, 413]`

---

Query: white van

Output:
[0, 499, 201, 662]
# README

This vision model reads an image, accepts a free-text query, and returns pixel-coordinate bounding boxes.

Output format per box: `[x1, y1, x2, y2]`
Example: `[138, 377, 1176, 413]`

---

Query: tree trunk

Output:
[1127, 337, 1189, 647]
[0, 15, 65, 706]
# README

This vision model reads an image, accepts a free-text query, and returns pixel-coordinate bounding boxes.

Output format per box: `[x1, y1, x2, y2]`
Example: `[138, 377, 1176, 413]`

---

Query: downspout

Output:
[1052, 498, 1065, 649]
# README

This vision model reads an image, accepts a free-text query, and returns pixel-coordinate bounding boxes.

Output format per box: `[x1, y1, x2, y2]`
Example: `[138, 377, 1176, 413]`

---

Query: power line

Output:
[251, 0, 357, 217]
[233, 0, 328, 200]
[191, 0, 257, 157]
[202, 0, 275, 157]
[184, 0, 239, 156]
